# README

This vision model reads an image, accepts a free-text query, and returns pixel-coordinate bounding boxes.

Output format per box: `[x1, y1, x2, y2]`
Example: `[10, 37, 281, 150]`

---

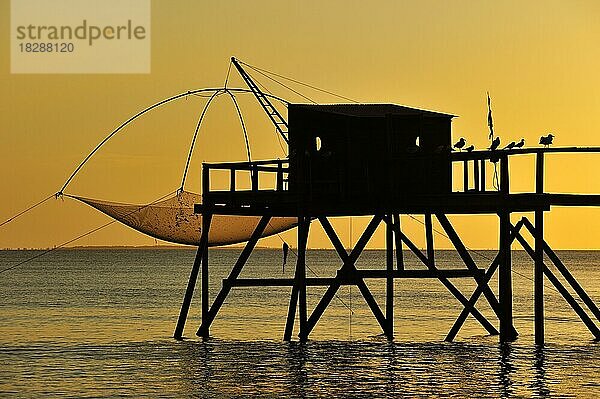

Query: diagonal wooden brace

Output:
[445, 219, 524, 341]
[512, 224, 600, 340]
[521, 217, 600, 323]
[436, 214, 506, 319]
[302, 215, 385, 338]
[397, 228, 498, 336]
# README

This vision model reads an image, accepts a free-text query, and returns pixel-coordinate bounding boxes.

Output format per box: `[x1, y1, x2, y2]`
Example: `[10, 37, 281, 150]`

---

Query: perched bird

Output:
[464, 145, 475, 152]
[453, 137, 466, 151]
[503, 141, 516, 150]
[539, 134, 555, 147]
[514, 138, 525, 148]
[489, 137, 500, 151]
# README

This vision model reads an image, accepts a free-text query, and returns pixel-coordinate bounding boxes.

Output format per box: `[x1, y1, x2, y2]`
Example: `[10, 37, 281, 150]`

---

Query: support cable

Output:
[239, 60, 359, 103]
[244, 66, 316, 104]
[0, 190, 177, 275]
[0, 194, 54, 228]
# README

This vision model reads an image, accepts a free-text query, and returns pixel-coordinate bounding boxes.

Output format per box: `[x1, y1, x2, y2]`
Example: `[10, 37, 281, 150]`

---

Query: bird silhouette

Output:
[489, 137, 500, 151]
[503, 141, 516, 150]
[453, 137, 466, 151]
[514, 138, 525, 148]
[464, 145, 475, 152]
[539, 133, 554, 147]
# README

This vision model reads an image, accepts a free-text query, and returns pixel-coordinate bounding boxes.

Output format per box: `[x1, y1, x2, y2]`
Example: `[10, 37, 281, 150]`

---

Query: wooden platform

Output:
[195, 191, 561, 216]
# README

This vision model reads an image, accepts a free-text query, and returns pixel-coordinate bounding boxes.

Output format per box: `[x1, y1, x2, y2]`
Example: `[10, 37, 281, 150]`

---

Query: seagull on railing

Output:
[503, 141, 516, 150]
[465, 145, 474, 152]
[514, 138, 525, 148]
[453, 137, 466, 151]
[489, 137, 500, 151]
[539, 133, 554, 147]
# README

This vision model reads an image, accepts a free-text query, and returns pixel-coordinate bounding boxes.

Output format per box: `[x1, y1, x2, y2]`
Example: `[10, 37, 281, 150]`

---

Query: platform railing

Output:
[451, 147, 600, 195]
[202, 159, 289, 200]
[203, 148, 600, 204]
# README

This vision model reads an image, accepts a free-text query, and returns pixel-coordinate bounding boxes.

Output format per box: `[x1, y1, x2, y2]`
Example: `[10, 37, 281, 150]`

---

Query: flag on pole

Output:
[487, 92, 494, 140]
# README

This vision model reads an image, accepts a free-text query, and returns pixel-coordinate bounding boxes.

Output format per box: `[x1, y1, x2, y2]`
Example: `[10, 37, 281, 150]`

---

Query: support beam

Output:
[435, 214, 512, 329]
[398, 229, 498, 336]
[174, 213, 212, 340]
[392, 214, 404, 270]
[197, 215, 271, 337]
[521, 218, 600, 323]
[512, 229, 600, 340]
[534, 211, 545, 344]
[425, 213, 435, 266]
[498, 211, 517, 341]
[542, 266, 600, 340]
[446, 219, 524, 341]
[386, 214, 394, 340]
[230, 269, 483, 286]
[304, 215, 384, 338]
[297, 217, 310, 340]
[535, 152, 545, 345]
[283, 285, 299, 341]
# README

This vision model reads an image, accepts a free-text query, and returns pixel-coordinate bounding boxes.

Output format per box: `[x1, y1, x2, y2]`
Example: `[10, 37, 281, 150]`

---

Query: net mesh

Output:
[73, 191, 297, 246]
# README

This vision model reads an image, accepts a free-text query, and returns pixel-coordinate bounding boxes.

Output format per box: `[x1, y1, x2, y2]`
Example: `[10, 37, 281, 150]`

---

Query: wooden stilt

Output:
[498, 155, 516, 342]
[499, 211, 516, 341]
[174, 213, 212, 340]
[392, 214, 404, 271]
[425, 213, 435, 265]
[385, 214, 394, 340]
[297, 217, 310, 341]
[534, 210, 544, 345]
[284, 216, 310, 341]
[535, 152, 545, 345]
[283, 285, 299, 341]
[196, 215, 271, 337]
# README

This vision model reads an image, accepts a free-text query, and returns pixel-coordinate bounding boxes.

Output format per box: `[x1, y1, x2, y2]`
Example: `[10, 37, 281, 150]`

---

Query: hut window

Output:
[315, 136, 322, 152]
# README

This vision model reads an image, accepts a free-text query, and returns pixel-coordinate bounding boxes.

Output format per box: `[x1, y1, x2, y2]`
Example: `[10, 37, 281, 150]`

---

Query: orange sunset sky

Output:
[1, 0, 600, 250]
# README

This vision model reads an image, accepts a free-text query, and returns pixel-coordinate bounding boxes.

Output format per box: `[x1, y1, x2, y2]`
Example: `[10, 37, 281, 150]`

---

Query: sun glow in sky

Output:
[1, 0, 599, 249]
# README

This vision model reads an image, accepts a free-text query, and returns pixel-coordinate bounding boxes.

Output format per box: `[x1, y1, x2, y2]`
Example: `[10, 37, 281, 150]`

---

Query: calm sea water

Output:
[1, 248, 600, 398]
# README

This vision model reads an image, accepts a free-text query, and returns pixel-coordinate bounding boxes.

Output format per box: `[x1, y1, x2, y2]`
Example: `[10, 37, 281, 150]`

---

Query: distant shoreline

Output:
[1, 246, 598, 252]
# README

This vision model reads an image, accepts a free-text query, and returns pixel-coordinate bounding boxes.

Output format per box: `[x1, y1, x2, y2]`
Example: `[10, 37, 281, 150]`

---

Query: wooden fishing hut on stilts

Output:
[174, 58, 600, 344]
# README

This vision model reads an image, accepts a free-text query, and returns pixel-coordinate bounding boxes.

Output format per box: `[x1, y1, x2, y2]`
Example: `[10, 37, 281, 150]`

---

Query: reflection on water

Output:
[2, 339, 600, 398]
[2, 249, 600, 397]
[532, 346, 550, 398]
